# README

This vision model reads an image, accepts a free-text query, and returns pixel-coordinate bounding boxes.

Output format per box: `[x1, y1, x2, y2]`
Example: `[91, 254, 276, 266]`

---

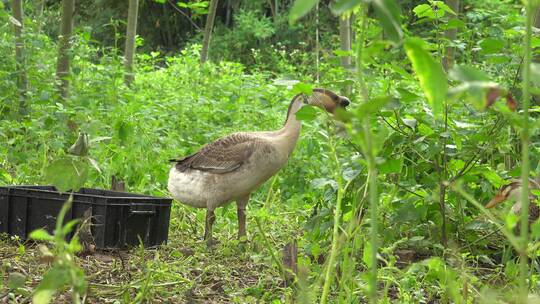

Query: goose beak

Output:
[485, 193, 507, 209]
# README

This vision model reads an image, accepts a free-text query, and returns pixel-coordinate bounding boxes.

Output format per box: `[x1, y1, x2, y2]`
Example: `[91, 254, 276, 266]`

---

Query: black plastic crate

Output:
[0, 186, 172, 249]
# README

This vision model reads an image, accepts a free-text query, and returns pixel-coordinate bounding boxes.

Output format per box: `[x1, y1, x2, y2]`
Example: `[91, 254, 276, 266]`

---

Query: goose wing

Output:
[170, 133, 260, 174]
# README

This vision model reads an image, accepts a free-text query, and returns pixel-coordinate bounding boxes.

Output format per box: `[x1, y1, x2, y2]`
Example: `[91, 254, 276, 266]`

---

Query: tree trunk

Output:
[55, 0, 75, 100]
[267, 0, 277, 23]
[12, 0, 28, 115]
[200, 0, 219, 63]
[36, 0, 45, 31]
[124, 0, 139, 87]
[339, 15, 352, 69]
[225, 0, 232, 27]
[442, 0, 459, 71]
[162, 3, 172, 48]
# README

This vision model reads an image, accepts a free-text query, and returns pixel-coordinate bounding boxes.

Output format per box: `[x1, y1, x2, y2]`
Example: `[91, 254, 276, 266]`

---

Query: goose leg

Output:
[237, 194, 250, 241]
[204, 208, 216, 242]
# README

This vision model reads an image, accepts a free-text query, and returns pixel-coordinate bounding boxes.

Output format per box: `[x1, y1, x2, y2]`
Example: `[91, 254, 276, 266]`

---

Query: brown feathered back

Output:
[170, 133, 258, 174]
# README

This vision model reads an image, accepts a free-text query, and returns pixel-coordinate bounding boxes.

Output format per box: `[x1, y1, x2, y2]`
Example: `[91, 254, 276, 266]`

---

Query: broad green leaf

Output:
[289, 0, 319, 24]
[445, 18, 465, 30]
[8, 272, 26, 289]
[295, 106, 319, 121]
[0, 168, 12, 183]
[292, 82, 314, 95]
[311, 178, 338, 190]
[363, 241, 373, 267]
[372, 0, 403, 45]
[532, 37, 540, 48]
[479, 38, 504, 55]
[396, 87, 420, 102]
[343, 167, 360, 181]
[32, 266, 70, 304]
[448, 81, 501, 110]
[68, 236, 83, 253]
[356, 96, 396, 119]
[330, 0, 362, 14]
[402, 118, 417, 129]
[448, 65, 498, 109]
[432, 1, 456, 15]
[33, 287, 55, 303]
[404, 38, 447, 117]
[482, 169, 504, 187]
[413, 4, 434, 19]
[449, 65, 491, 82]
[43, 158, 89, 192]
[29, 229, 54, 241]
[379, 158, 403, 174]
[334, 49, 354, 57]
[115, 120, 133, 146]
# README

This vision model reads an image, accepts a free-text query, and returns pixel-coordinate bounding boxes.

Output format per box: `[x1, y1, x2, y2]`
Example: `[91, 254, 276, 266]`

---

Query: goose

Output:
[485, 177, 540, 228]
[168, 89, 350, 243]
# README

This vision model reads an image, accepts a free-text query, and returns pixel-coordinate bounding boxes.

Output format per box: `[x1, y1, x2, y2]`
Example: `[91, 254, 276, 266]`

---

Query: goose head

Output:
[485, 181, 522, 209]
[308, 88, 350, 114]
[485, 178, 540, 213]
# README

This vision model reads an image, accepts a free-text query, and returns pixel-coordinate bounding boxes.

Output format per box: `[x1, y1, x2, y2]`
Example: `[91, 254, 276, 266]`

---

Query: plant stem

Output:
[519, 1, 534, 300]
[315, 2, 320, 83]
[356, 5, 378, 303]
[365, 128, 378, 304]
[320, 133, 344, 304]
[439, 102, 448, 248]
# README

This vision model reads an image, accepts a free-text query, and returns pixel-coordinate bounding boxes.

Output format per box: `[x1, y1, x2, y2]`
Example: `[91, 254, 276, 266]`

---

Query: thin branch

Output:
[448, 117, 503, 183]
[167, 0, 202, 31]
[379, 115, 408, 136]
[396, 183, 425, 198]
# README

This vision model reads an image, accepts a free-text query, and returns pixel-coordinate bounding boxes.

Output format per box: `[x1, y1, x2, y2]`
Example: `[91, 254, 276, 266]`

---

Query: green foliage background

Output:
[1, 0, 540, 303]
